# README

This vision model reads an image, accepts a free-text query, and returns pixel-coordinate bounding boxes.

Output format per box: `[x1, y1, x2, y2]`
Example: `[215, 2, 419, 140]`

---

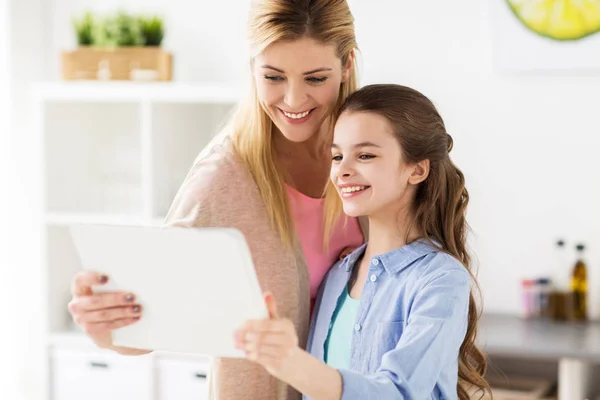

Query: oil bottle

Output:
[570, 243, 588, 321]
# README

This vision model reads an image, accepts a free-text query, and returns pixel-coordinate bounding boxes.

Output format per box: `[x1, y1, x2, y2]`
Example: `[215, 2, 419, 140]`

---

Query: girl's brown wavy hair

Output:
[325, 84, 492, 399]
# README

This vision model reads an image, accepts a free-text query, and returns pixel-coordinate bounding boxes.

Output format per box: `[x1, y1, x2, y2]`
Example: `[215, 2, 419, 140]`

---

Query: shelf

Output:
[43, 102, 142, 215]
[33, 81, 242, 104]
[150, 103, 234, 217]
[49, 331, 212, 364]
[36, 81, 230, 399]
[49, 331, 97, 350]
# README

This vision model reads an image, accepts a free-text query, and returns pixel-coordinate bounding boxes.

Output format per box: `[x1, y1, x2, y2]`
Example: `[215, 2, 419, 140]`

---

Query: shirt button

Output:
[354, 324, 361, 332]
[371, 258, 380, 266]
[370, 274, 377, 282]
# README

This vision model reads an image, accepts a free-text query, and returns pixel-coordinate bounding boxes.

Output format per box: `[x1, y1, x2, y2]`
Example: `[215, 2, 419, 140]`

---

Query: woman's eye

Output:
[264, 75, 284, 82]
[331, 155, 342, 162]
[307, 76, 328, 84]
[359, 154, 375, 160]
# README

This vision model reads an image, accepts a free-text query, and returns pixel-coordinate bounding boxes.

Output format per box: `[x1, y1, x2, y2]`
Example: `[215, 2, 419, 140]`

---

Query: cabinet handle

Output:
[195, 372, 207, 379]
[90, 362, 109, 368]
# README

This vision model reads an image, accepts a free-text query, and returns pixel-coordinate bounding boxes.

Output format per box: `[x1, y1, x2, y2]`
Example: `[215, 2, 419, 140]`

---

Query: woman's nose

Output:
[284, 82, 308, 110]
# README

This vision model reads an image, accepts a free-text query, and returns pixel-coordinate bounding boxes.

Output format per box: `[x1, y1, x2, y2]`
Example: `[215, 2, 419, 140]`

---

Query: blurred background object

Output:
[1, 0, 600, 399]
[62, 10, 172, 81]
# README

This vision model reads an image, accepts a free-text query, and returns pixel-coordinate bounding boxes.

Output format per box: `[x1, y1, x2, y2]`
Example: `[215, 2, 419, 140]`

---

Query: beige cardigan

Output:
[164, 136, 310, 400]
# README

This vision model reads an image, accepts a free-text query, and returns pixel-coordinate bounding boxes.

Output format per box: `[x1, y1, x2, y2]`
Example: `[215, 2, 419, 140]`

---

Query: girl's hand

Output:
[234, 293, 300, 377]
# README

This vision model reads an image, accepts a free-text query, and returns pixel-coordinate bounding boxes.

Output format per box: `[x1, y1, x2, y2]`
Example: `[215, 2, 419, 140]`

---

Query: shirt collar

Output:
[339, 239, 440, 275]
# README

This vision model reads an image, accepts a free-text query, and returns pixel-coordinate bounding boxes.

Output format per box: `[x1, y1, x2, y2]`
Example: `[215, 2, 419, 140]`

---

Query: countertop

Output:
[478, 313, 600, 362]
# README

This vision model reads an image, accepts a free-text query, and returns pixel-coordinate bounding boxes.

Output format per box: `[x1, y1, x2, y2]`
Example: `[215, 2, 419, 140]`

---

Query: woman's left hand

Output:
[234, 293, 300, 377]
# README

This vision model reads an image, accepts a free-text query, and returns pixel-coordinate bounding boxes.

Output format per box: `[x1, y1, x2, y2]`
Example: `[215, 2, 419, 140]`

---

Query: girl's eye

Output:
[331, 155, 342, 162]
[359, 154, 375, 160]
[264, 75, 284, 82]
[307, 76, 328, 84]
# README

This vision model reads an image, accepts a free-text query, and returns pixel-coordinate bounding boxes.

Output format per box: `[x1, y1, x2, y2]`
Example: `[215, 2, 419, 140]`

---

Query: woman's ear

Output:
[341, 50, 355, 83]
[408, 159, 430, 185]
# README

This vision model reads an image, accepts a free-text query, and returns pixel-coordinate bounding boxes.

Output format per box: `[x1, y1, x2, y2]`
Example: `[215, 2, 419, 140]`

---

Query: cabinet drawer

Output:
[157, 357, 211, 400]
[51, 348, 152, 400]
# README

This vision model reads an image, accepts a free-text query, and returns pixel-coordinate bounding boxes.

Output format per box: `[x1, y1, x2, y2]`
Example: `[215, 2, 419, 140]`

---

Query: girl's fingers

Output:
[240, 319, 289, 333]
[234, 318, 298, 365]
[264, 292, 279, 318]
[234, 332, 292, 354]
[245, 343, 287, 359]
[244, 331, 288, 346]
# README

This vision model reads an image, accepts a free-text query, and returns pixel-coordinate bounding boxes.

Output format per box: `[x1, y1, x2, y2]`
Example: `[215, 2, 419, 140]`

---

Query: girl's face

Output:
[253, 37, 351, 143]
[330, 111, 419, 219]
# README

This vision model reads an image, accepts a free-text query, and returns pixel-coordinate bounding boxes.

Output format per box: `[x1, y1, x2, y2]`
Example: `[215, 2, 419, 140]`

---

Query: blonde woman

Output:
[67, 1, 365, 399]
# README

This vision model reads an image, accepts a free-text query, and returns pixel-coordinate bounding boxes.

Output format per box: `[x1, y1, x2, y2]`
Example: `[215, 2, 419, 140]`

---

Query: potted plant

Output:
[62, 10, 172, 81]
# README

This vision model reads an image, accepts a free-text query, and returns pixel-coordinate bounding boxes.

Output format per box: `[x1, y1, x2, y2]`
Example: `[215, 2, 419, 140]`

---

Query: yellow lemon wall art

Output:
[507, 0, 600, 41]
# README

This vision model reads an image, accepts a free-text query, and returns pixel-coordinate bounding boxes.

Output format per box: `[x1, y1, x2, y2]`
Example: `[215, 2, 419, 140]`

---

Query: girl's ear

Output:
[408, 159, 430, 185]
[341, 50, 355, 83]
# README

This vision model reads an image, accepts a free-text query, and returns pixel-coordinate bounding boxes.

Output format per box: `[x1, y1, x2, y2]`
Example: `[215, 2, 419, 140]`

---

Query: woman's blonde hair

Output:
[228, 0, 359, 249]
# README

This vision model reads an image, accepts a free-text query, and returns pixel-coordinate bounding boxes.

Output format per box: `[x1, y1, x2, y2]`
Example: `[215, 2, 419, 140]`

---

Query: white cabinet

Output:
[157, 357, 211, 400]
[36, 81, 239, 400]
[51, 348, 153, 400]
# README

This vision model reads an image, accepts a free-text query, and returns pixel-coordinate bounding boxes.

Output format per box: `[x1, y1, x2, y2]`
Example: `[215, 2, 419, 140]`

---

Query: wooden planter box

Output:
[61, 47, 173, 81]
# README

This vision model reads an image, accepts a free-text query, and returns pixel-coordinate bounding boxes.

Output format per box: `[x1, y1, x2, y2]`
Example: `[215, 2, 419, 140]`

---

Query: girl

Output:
[236, 84, 491, 399]
[67, 1, 365, 399]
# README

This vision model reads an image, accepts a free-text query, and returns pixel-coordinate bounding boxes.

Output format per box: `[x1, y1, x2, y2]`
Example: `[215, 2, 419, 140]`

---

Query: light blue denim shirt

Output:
[305, 240, 471, 400]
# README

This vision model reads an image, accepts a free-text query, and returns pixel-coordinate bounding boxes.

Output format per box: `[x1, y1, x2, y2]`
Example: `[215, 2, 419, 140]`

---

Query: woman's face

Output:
[253, 37, 351, 143]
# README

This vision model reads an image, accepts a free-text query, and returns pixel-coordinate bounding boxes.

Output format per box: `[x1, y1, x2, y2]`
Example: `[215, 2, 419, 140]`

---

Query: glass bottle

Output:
[570, 243, 588, 321]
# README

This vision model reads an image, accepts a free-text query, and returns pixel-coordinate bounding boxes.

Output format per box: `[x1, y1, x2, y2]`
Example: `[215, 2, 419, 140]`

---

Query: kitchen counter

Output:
[479, 313, 600, 362]
[478, 313, 600, 400]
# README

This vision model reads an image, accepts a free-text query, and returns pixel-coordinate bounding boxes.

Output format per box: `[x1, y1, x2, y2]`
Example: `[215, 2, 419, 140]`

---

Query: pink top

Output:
[286, 185, 365, 303]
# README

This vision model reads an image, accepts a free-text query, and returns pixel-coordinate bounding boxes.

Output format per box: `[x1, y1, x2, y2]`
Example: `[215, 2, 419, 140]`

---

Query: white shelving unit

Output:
[33, 81, 241, 400]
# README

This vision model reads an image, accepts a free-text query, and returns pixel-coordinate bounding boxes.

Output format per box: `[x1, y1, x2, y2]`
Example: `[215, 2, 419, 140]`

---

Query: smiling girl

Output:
[236, 84, 491, 400]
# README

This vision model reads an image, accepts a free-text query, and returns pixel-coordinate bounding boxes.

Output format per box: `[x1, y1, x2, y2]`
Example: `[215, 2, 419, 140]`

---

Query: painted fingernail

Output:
[98, 275, 108, 283]
[125, 294, 134, 302]
[132, 305, 141, 313]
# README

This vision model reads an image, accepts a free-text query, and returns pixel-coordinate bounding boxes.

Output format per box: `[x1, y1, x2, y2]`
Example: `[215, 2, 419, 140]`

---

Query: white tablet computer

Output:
[68, 223, 269, 358]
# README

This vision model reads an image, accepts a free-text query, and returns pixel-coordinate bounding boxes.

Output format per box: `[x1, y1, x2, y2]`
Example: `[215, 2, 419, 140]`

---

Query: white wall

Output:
[348, 0, 600, 317]
[7, 0, 49, 398]
[0, 0, 19, 398]
[38, 0, 600, 316]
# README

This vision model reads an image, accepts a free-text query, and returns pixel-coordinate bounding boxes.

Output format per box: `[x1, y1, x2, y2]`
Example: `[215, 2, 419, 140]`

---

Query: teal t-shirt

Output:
[324, 286, 361, 369]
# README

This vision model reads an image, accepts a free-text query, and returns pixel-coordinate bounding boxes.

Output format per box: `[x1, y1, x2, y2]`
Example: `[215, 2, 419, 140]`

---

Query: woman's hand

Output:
[68, 271, 148, 354]
[235, 293, 300, 377]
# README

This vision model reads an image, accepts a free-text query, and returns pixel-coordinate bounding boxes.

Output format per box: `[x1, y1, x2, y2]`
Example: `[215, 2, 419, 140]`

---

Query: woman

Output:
[67, 1, 365, 399]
